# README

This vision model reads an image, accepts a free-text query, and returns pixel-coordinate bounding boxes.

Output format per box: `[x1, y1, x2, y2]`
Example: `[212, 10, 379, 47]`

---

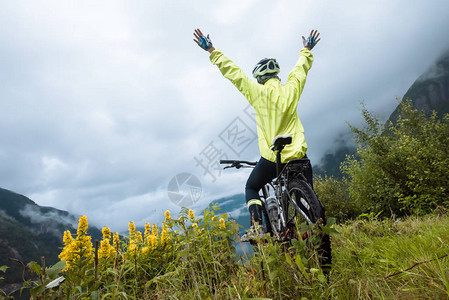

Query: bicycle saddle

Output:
[271, 135, 292, 152]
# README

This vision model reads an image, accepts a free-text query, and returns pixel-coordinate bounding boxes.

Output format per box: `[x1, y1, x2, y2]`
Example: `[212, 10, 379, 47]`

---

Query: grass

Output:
[329, 213, 449, 299]
[3, 208, 449, 299]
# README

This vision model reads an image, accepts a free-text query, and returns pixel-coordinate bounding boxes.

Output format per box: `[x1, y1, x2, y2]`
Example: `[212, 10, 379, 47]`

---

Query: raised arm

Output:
[192, 28, 260, 105]
[284, 30, 321, 100]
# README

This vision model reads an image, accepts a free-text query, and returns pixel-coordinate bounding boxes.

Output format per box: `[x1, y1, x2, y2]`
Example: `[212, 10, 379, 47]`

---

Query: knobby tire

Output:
[285, 179, 332, 269]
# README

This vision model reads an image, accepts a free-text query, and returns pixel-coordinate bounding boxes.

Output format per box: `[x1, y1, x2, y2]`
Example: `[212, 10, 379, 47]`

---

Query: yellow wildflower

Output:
[59, 216, 93, 270]
[62, 230, 73, 246]
[160, 223, 170, 247]
[219, 218, 226, 229]
[75, 215, 93, 259]
[59, 230, 74, 264]
[188, 209, 195, 220]
[128, 243, 136, 253]
[113, 232, 120, 251]
[149, 234, 158, 250]
[128, 221, 136, 239]
[77, 215, 89, 237]
[127, 221, 138, 254]
[99, 226, 114, 259]
[99, 239, 113, 259]
[102, 226, 112, 240]
[144, 222, 151, 240]
[152, 223, 159, 237]
[164, 210, 171, 221]
[137, 231, 143, 243]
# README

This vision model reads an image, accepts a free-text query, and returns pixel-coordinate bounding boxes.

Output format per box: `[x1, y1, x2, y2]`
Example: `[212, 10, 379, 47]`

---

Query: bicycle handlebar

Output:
[219, 160, 257, 169]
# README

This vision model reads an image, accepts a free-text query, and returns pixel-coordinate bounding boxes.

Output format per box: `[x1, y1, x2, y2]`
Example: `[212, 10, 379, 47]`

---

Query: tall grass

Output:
[330, 213, 449, 299]
[6, 207, 449, 299]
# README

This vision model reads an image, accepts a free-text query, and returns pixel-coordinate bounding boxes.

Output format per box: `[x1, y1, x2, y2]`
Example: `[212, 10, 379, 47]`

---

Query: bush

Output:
[314, 175, 363, 222]
[342, 101, 449, 217]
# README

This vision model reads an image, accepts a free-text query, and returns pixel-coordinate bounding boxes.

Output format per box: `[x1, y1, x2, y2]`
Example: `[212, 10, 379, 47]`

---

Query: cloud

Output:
[1, 1, 449, 232]
[19, 204, 77, 237]
[212, 0, 257, 24]
[416, 49, 449, 83]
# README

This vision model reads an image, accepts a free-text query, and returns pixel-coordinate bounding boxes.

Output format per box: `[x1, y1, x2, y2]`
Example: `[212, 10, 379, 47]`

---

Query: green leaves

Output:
[14, 206, 449, 299]
[27, 261, 42, 276]
[47, 261, 66, 278]
[342, 100, 449, 217]
[0, 265, 6, 282]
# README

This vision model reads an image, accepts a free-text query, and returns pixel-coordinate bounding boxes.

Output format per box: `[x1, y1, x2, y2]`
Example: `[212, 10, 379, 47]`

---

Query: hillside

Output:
[388, 49, 449, 123]
[0, 188, 101, 295]
[316, 48, 449, 177]
[208, 193, 248, 229]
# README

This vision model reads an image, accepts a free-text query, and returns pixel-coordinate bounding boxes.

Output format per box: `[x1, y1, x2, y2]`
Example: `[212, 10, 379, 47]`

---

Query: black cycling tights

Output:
[245, 156, 313, 224]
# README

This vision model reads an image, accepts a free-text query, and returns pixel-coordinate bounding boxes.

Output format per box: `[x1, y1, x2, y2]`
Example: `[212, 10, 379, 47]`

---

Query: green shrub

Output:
[342, 101, 449, 217]
[314, 175, 363, 222]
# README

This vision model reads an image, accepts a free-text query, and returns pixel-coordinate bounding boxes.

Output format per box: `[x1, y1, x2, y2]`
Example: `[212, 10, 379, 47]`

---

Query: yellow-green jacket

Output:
[209, 48, 313, 163]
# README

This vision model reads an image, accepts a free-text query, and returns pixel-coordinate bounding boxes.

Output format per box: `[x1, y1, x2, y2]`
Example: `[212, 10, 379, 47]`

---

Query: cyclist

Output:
[193, 28, 320, 241]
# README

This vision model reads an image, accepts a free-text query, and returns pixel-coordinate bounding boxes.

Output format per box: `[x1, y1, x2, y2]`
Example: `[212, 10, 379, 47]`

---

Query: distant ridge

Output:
[388, 49, 449, 123]
[207, 193, 249, 231]
[316, 47, 449, 177]
[0, 187, 101, 296]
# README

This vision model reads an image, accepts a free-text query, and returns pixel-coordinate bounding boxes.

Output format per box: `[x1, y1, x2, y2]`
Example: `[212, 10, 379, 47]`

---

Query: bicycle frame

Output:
[220, 157, 309, 241]
[221, 150, 332, 268]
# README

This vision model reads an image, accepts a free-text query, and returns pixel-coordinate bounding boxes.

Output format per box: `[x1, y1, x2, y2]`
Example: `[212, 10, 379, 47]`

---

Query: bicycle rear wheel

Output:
[285, 179, 323, 225]
[284, 179, 331, 268]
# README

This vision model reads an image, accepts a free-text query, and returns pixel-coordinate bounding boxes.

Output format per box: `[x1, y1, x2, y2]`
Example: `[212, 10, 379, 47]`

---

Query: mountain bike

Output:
[220, 135, 331, 267]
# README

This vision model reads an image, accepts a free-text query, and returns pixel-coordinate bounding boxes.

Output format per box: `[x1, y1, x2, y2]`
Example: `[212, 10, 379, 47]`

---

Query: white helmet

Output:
[252, 58, 280, 83]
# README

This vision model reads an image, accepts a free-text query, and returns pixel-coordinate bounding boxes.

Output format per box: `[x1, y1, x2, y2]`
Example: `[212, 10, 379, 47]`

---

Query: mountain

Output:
[208, 193, 249, 231]
[388, 49, 449, 123]
[313, 133, 357, 178]
[316, 49, 449, 177]
[0, 187, 101, 296]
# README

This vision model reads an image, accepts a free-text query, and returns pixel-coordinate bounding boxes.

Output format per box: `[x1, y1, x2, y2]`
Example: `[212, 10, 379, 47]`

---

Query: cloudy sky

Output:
[1, 0, 449, 232]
